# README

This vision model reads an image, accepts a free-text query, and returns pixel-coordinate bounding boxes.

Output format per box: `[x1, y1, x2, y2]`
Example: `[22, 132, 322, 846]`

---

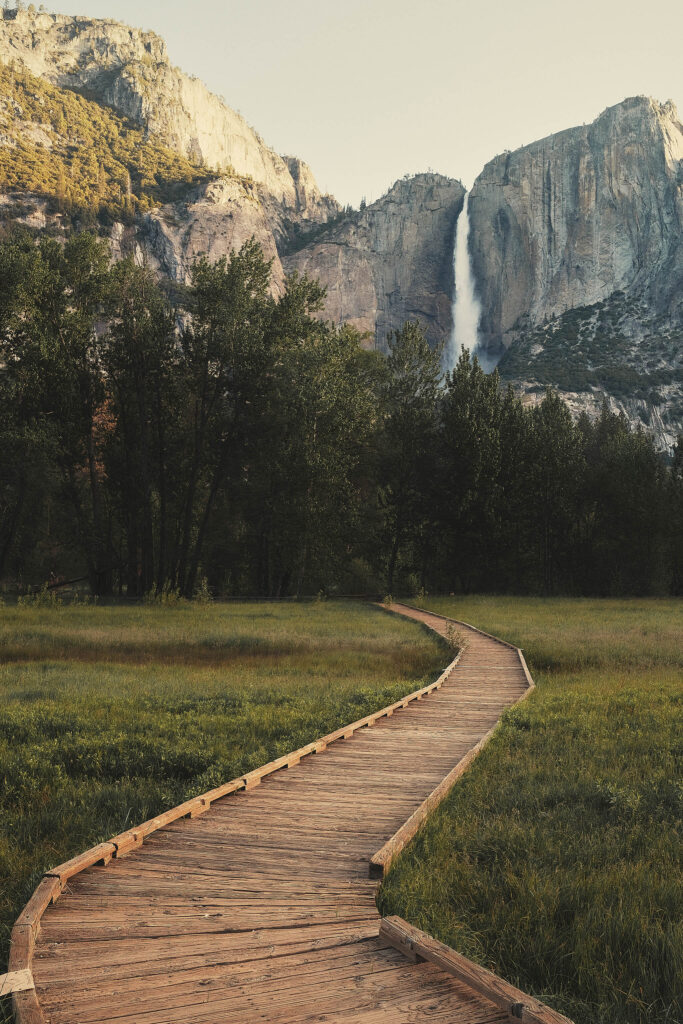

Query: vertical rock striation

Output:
[469, 96, 683, 356]
[142, 177, 287, 291]
[283, 174, 465, 349]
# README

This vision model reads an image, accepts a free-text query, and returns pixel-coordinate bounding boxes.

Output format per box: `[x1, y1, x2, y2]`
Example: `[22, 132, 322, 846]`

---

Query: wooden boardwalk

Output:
[7, 603, 572, 1024]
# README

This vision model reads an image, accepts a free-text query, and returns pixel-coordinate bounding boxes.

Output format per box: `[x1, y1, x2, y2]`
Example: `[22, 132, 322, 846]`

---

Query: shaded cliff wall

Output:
[469, 97, 683, 357]
[283, 174, 465, 349]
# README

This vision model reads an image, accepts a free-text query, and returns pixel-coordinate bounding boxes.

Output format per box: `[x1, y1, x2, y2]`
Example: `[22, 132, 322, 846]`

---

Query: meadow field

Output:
[1, 597, 680, 1024]
[380, 597, 682, 1024]
[0, 598, 446, 1009]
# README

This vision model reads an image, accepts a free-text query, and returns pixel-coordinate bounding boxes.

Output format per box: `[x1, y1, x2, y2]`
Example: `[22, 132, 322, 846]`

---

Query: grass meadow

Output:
[379, 597, 682, 1024]
[1, 597, 680, 1024]
[0, 598, 445, 1012]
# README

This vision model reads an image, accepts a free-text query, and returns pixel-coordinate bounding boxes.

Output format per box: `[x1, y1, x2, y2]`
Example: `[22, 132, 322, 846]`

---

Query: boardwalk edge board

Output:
[8, 601, 572, 1024]
[380, 917, 573, 1024]
[370, 602, 535, 877]
[385, 600, 523, 650]
[8, 617, 463, 1024]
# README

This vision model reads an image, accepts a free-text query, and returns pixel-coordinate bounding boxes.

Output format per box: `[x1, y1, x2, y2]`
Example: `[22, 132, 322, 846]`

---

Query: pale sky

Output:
[63, 0, 681, 207]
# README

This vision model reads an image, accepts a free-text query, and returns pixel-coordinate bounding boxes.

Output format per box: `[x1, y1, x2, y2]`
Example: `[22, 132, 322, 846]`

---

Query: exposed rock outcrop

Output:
[283, 175, 465, 349]
[143, 176, 286, 291]
[0, 8, 339, 225]
[498, 293, 682, 452]
[469, 97, 683, 361]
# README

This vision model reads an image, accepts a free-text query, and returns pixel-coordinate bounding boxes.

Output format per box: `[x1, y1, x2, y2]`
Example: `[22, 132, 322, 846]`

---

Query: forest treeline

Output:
[1, 230, 681, 598]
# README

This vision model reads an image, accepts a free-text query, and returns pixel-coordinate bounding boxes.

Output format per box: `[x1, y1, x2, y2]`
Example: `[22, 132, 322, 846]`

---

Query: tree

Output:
[103, 259, 177, 595]
[435, 350, 503, 592]
[526, 389, 584, 594]
[492, 384, 536, 591]
[578, 403, 669, 595]
[206, 273, 376, 598]
[669, 435, 683, 595]
[0, 229, 113, 592]
[375, 322, 442, 592]
[172, 239, 273, 597]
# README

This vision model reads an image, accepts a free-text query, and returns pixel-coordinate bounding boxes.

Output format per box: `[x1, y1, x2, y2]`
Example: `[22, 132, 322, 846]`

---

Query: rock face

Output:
[0, 8, 338, 224]
[469, 97, 683, 359]
[0, 11, 681, 447]
[497, 293, 683, 453]
[143, 177, 286, 291]
[468, 96, 683, 450]
[283, 175, 465, 349]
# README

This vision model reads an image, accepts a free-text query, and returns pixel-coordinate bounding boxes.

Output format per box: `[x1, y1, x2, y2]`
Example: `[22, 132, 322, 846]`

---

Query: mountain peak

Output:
[0, 8, 336, 216]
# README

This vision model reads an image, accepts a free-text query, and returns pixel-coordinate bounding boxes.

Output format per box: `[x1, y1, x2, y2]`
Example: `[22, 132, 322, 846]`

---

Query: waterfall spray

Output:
[443, 193, 497, 375]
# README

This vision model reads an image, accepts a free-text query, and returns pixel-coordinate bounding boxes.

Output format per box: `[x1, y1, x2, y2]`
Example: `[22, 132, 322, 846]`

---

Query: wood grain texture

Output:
[0, 970, 35, 996]
[12, 602, 571, 1024]
[381, 917, 574, 1024]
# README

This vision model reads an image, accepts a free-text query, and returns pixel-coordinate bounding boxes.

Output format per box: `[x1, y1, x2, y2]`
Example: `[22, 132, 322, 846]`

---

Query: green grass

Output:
[0, 600, 445, 998]
[379, 597, 683, 1024]
[2, 597, 680, 1024]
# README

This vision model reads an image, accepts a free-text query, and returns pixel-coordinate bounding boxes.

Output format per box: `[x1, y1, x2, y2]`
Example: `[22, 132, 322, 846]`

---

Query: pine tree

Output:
[376, 322, 442, 591]
[436, 350, 503, 592]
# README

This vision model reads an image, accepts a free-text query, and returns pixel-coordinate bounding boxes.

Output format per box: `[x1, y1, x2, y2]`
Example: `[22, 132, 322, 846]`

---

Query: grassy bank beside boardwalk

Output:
[2, 597, 680, 1024]
[379, 597, 682, 1024]
[0, 600, 446, 997]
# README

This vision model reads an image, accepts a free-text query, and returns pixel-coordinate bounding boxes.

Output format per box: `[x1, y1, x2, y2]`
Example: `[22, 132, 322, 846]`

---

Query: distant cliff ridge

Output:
[0, 7, 339, 223]
[0, 10, 681, 447]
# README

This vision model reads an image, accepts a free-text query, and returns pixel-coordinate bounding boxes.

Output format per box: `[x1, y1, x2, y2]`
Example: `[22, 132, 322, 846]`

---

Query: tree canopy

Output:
[1, 228, 680, 598]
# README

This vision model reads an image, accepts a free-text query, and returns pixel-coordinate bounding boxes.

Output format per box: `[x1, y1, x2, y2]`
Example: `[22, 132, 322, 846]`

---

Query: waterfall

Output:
[443, 192, 497, 375]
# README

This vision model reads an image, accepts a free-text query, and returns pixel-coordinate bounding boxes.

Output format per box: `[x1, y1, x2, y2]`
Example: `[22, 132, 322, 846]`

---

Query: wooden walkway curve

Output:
[7, 603, 573, 1024]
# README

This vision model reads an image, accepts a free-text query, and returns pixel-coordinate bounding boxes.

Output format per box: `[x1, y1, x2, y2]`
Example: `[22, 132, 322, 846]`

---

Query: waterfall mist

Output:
[443, 193, 498, 376]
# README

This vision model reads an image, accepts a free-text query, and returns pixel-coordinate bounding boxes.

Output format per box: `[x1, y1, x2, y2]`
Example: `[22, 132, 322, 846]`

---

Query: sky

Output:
[63, 0, 682, 207]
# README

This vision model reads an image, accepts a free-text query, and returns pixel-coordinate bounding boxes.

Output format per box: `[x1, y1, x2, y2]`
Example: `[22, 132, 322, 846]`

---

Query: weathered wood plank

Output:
[8, 925, 34, 973]
[380, 917, 573, 1024]
[0, 970, 34, 996]
[369, 721, 502, 877]
[11, 988, 44, 1024]
[12, 602, 571, 1024]
[13, 878, 62, 934]
[44, 844, 116, 884]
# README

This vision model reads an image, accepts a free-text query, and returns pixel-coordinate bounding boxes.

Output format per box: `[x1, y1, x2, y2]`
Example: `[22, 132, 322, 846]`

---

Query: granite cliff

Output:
[466, 97, 682, 450]
[0, 8, 339, 233]
[283, 175, 465, 348]
[469, 96, 682, 360]
[0, 10, 681, 446]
